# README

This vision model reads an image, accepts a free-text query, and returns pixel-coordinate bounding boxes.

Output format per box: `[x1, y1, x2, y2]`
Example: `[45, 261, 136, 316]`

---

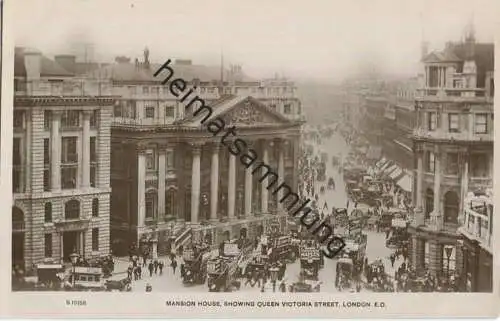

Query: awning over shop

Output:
[380, 160, 393, 172]
[389, 167, 403, 180]
[376, 157, 387, 168]
[383, 164, 398, 175]
[366, 146, 382, 160]
[397, 174, 413, 193]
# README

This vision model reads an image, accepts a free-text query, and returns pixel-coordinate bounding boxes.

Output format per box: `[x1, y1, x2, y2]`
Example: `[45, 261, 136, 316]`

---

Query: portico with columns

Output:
[110, 96, 303, 256]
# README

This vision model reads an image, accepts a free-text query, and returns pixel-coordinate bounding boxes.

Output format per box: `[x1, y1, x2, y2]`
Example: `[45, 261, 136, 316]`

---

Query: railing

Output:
[412, 128, 493, 142]
[416, 88, 491, 102]
[112, 117, 177, 127]
[15, 79, 113, 96]
[469, 177, 493, 189]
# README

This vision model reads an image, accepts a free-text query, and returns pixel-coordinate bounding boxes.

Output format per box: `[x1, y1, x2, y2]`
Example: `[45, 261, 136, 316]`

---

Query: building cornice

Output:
[14, 96, 117, 107]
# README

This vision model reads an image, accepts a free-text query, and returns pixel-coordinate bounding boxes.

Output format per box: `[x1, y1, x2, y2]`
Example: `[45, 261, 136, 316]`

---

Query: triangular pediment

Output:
[182, 95, 294, 127]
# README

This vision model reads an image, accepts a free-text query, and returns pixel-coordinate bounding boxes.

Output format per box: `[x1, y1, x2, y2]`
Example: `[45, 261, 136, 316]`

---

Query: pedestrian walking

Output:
[137, 265, 142, 279]
[154, 260, 159, 275]
[148, 261, 154, 277]
[390, 254, 395, 268]
[143, 254, 148, 267]
[323, 201, 328, 210]
[171, 258, 178, 275]
[158, 261, 164, 275]
[346, 200, 350, 209]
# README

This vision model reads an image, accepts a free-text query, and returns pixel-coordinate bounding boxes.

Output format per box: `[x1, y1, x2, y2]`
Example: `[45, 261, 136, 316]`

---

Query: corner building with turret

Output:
[408, 29, 494, 285]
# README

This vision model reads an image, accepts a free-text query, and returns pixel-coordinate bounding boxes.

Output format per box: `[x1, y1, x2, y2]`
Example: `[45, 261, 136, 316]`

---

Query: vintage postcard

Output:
[1, 0, 499, 318]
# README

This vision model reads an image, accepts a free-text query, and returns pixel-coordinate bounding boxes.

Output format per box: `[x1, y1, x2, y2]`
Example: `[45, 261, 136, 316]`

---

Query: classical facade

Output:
[88, 50, 304, 256]
[457, 191, 493, 292]
[408, 30, 494, 279]
[12, 48, 114, 270]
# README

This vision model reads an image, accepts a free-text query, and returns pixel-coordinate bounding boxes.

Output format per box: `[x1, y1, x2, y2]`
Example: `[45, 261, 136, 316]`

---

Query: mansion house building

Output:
[13, 48, 114, 270]
[88, 49, 304, 256]
[408, 28, 494, 287]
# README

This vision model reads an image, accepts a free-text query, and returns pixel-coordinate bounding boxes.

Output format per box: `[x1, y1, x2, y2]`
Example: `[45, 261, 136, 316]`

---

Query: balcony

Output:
[112, 117, 176, 128]
[15, 79, 113, 97]
[54, 217, 90, 232]
[416, 88, 492, 103]
[412, 128, 493, 142]
[469, 177, 493, 190]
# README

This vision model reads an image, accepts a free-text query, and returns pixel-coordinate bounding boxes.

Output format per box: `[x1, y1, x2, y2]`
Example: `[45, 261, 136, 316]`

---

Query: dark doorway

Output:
[12, 233, 24, 268]
[223, 230, 230, 241]
[240, 228, 247, 239]
[63, 231, 78, 261]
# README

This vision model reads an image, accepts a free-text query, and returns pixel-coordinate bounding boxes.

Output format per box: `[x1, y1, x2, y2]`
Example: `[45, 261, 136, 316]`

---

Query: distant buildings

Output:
[409, 26, 494, 289]
[12, 47, 114, 269]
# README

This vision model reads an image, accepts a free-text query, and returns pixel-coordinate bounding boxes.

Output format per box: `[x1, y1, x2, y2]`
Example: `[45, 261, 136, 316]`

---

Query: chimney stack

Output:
[24, 49, 42, 81]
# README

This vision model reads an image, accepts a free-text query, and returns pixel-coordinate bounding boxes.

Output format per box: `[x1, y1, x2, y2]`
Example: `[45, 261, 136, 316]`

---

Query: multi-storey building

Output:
[457, 190, 493, 292]
[408, 29, 494, 281]
[12, 48, 114, 270]
[88, 49, 304, 256]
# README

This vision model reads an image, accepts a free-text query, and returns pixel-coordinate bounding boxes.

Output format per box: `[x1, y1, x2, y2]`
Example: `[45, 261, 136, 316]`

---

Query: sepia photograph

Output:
[2, 0, 498, 318]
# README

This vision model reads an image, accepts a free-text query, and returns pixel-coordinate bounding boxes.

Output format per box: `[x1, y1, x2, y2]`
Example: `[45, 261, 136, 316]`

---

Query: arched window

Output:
[444, 191, 459, 223]
[165, 188, 177, 218]
[44, 202, 52, 222]
[425, 188, 434, 219]
[65, 199, 80, 220]
[12, 206, 24, 223]
[92, 198, 99, 217]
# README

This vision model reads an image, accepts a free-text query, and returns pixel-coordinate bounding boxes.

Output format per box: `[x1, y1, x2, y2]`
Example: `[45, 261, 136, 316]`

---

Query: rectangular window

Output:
[145, 192, 155, 219]
[152, 87, 159, 94]
[90, 137, 97, 187]
[166, 150, 175, 169]
[448, 113, 459, 132]
[446, 153, 459, 175]
[61, 110, 80, 128]
[129, 86, 137, 95]
[44, 110, 52, 130]
[143, 87, 149, 94]
[165, 106, 175, 118]
[90, 110, 99, 128]
[146, 150, 156, 170]
[90, 137, 97, 163]
[113, 105, 122, 117]
[283, 104, 291, 114]
[44, 234, 53, 258]
[270, 104, 276, 110]
[43, 138, 51, 191]
[145, 106, 155, 118]
[92, 228, 99, 251]
[471, 154, 488, 177]
[13, 138, 21, 166]
[61, 137, 78, 189]
[61, 137, 78, 163]
[13, 110, 24, 129]
[423, 240, 429, 270]
[426, 152, 435, 173]
[428, 112, 437, 131]
[475, 114, 488, 134]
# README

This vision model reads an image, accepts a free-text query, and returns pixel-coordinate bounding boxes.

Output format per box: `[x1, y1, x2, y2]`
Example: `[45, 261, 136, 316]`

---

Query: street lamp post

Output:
[69, 252, 79, 287]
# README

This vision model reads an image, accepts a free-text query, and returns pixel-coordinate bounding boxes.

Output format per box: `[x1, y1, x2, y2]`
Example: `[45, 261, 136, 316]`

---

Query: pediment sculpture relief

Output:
[223, 101, 280, 125]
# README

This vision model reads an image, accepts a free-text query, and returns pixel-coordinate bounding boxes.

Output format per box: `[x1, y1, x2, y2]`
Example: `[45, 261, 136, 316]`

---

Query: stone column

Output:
[50, 111, 62, 191]
[277, 140, 285, 212]
[468, 113, 474, 139]
[59, 233, 64, 263]
[244, 160, 253, 217]
[228, 153, 236, 220]
[81, 110, 92, 188]
[25, 112, 32, 193]
[210, 145, 220, 222]
[261, 141, 269, 213]
[430, 148, 442, 231]
[158, 149, 166, 220]
[190, 145, 202, 225]
[459, 152, 469, 225]
[137, 149, 147, 228]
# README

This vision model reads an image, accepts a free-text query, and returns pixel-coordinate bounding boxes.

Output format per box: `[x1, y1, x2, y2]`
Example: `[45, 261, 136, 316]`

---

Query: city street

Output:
[112, 129, 404, 293]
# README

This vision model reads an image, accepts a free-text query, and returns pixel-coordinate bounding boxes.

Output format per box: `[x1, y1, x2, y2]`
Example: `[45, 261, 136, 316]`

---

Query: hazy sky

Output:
[11, 0, 499, 80]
